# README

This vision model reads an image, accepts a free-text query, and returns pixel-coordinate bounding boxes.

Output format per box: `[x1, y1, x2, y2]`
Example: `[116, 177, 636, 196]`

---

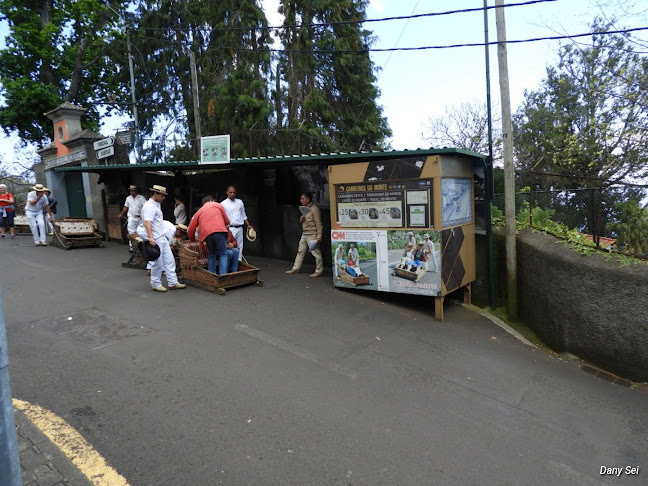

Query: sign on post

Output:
[200, 135, 230, 165]
[96, 146, 115, 160]
[93, 137, 115, 151]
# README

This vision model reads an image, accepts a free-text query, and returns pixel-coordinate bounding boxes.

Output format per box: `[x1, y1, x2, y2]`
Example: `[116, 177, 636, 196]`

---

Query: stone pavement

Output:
[15, 408, 92, 486]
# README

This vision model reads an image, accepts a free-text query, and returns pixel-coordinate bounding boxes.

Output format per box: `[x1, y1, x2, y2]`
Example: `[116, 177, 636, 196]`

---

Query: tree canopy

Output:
[512, 19, 648, 191]
[0, 0, 391, 158]
[0, 0, 127, 146]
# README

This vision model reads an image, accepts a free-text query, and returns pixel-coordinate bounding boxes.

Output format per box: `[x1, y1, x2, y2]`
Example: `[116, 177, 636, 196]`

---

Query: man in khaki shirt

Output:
[286, 192, 324, 278]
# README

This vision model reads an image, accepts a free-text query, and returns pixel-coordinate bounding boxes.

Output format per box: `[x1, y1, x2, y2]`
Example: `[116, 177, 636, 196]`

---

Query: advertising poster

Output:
[335, 180, 433, 229]
[331, 229, 441, 296]
[442, 178, 472, 227]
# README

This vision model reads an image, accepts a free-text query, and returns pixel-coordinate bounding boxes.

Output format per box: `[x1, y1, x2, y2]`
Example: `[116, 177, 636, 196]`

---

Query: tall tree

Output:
[126, 0, 273, 160]
[513, 19, 648, 191]
[275, 0, 391, 154]
[0, 0, 127, 146]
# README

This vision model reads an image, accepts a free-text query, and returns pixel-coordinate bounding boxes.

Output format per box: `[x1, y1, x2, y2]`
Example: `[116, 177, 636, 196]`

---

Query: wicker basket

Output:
[178, 242, 262, 295]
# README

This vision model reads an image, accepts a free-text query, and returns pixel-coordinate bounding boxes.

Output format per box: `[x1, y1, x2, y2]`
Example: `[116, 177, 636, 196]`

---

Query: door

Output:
[65, 172, 87, 218]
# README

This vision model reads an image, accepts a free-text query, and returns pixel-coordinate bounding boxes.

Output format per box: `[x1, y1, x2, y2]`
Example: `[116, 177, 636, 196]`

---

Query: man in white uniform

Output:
[422, 233, 438, 272]
[139, 185, 186, 292]
[334, 244, 345, 279]
[26, 183, 55, 246]
[221, 185, 253, 261]
[118, 185, 147, 250]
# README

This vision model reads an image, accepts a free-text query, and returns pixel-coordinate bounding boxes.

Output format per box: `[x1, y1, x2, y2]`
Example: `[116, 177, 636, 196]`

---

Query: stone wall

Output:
[516, 230, 648, 381]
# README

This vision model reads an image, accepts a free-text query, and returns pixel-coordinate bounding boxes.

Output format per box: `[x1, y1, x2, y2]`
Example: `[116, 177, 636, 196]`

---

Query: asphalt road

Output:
[2, 236, 646, 485]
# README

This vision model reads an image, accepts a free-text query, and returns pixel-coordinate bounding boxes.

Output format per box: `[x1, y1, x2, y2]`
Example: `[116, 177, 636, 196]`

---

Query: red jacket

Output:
[187, 202, 230, 243]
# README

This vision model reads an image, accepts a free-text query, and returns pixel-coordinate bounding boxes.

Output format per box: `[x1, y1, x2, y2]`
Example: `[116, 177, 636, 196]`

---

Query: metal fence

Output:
[493, 188, 605, 237]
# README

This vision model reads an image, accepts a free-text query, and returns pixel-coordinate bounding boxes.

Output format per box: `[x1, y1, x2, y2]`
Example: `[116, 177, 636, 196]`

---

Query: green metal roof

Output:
[53, 147, 486, 173]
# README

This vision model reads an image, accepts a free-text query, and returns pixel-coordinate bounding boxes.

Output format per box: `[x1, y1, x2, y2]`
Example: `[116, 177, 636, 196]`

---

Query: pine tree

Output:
[275, 0, 391, 154]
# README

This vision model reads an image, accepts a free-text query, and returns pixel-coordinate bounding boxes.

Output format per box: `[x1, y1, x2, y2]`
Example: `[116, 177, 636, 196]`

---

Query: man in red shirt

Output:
[187, 196, 231, 274]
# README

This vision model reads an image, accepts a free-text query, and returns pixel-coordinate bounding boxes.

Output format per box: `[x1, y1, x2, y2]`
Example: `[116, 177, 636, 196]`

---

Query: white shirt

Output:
[221, 197, 247, 226]
[163, 220, 176, 244]
[140, 198, 165, 239]
[174, 203, 187, 225]
[26, 191, 49, 214]
[334, 248, 344, 262]
[348, 248, 359, 262]
[124, 194, 146, 218]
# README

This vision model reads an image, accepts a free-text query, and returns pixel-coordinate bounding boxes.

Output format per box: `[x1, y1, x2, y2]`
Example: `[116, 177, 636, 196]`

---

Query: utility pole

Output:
[189, 51, 202, 155]
[483, 0, 496, 310]
[0, 282, 22, 486]
[126, 28, 140, 163]
[495, 0, 518, 320]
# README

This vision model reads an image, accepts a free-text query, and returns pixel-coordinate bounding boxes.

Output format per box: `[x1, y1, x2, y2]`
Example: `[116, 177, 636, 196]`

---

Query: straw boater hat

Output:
[408, 231, 414, 236]
[43, 187, 50, 193]
[246, 226, 257, 242]
[33, 183, 45, 191]
[128, 185, 139, 192]
[423, 234, 430, 238]
[176, 224, 188, 232]
[149, 184, 168, 195]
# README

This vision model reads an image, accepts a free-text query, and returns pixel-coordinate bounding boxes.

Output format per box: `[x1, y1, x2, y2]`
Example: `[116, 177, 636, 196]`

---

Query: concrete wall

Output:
[475, 230, 648, 382]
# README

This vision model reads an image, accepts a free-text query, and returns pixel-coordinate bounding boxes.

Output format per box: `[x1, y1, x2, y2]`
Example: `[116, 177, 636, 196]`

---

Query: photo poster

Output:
[335, 179, 433, 229]
[200, 135, 231, 164]
[330, 229, 442, 297]
[441, 178, 472, 227]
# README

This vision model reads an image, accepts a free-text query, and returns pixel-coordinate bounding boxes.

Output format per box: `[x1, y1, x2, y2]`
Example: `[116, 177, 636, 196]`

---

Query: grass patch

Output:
[488, 307, 555, 354]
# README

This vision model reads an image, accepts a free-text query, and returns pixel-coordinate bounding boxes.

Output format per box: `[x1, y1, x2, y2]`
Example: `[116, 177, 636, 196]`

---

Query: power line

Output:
[134, 26, 648, 54]
[136, 0, 558, 34]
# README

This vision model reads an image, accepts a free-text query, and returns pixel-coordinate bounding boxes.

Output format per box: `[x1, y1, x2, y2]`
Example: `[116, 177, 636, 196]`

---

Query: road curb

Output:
[461, 303, 538, 348]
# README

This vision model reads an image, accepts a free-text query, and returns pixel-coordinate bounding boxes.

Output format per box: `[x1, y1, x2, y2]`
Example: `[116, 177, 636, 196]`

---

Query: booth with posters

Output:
[328, 149, 482, 320]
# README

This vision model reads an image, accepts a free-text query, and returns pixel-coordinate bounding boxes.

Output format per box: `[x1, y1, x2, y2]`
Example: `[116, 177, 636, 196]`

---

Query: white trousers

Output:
[150, 241, 179, 289]
[26, 211, 46, 244]
[230, 226, 244, 260]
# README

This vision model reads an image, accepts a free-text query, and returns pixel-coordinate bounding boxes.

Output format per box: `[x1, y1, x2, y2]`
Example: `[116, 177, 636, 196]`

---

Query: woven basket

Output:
[178, 242, 261, 292]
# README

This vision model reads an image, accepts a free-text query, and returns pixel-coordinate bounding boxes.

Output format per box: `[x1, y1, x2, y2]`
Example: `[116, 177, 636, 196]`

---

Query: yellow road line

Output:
[13, 398, 129, 486]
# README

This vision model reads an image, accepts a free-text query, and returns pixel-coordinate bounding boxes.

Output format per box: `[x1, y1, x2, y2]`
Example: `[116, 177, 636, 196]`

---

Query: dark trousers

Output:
[205, 232, 228, 274]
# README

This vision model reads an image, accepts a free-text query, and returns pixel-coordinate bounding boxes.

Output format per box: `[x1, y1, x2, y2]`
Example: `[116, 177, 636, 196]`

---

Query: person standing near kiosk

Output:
[221, 185, 253, 261]
[285, 192, 323, 278]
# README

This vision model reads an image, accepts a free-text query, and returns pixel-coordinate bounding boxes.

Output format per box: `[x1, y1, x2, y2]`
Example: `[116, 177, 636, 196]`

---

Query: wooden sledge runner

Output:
[178, 242, 262, 295]
[338, 265, 371, 286]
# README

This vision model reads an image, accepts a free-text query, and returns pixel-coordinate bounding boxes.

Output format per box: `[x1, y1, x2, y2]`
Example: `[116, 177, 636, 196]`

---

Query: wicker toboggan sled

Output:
[178, 242, 262, 295]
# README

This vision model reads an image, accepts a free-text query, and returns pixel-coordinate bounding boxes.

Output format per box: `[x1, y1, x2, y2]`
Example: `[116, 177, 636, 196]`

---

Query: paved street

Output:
[1, 236, 647, 485]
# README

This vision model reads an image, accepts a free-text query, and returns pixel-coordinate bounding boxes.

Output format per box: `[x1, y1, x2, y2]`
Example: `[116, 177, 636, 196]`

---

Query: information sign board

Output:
[200, 135, 230, 164]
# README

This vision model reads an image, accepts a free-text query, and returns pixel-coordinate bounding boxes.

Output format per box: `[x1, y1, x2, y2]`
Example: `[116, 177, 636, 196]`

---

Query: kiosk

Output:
[328, 150, 481, 320]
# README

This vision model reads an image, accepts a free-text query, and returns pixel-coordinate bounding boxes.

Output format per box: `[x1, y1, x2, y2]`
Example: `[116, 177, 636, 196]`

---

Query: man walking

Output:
[118, 185, 147, 250]
[140, 185, 186, 292]
[221, 185, 253, 260]
[26, 183, 54, 246]
[187, 196, 231, 275]
[286, 192, 323, 278]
